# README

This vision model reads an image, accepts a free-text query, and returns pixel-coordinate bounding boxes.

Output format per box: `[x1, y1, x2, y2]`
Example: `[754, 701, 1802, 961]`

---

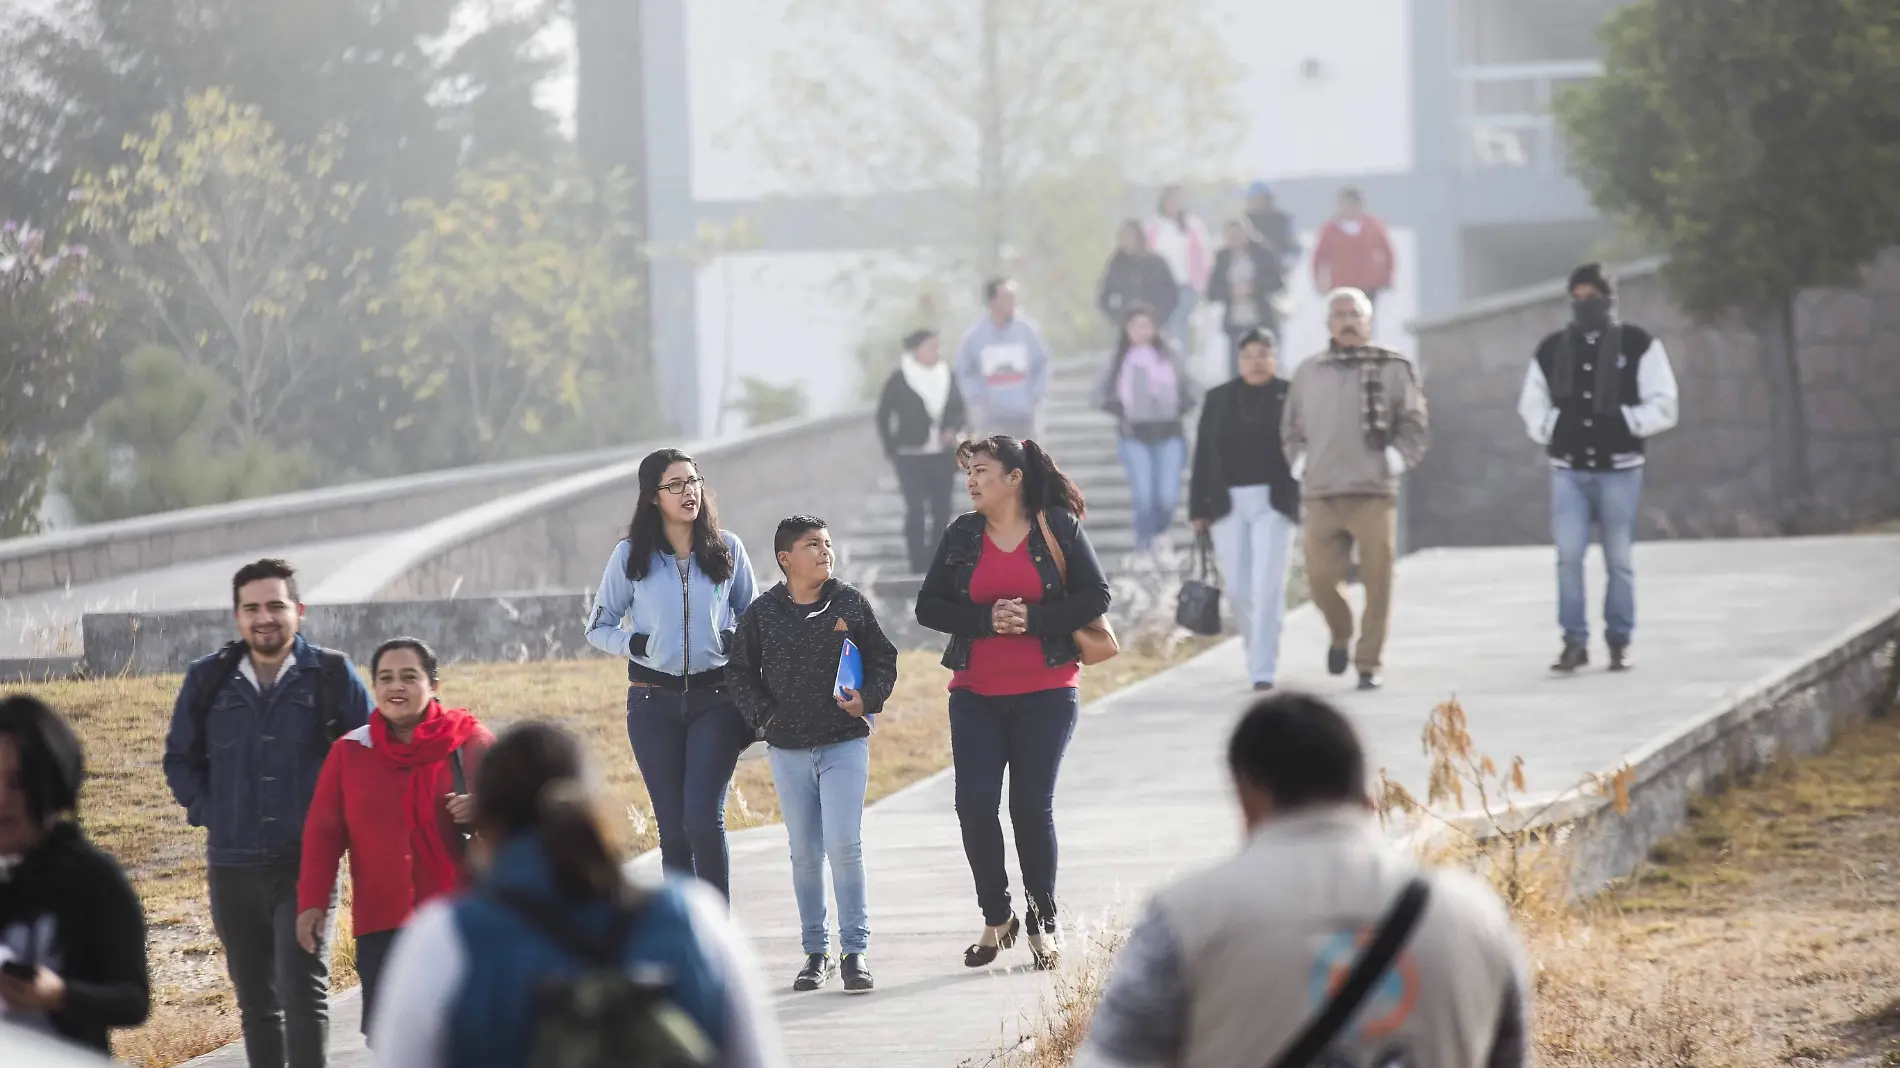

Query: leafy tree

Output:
[744, 0, 1244, 351]
[59, 345, 314, 522]
[1558, 0, 1900, 530]
[72, 89, 370, 448]
[0, 224, 107, 536]
[378, 155, 650, 467]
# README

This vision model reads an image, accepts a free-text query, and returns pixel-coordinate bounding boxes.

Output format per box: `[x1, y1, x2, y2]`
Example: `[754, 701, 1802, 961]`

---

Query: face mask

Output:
[1572, 296, 1612, 331]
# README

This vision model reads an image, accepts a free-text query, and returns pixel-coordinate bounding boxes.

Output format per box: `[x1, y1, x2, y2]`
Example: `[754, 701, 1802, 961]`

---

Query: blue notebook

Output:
[834, 637, 873, 729]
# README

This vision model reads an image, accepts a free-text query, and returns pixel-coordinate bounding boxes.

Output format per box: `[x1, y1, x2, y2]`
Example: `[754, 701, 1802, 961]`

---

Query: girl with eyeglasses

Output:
[586, 449, 760, 898]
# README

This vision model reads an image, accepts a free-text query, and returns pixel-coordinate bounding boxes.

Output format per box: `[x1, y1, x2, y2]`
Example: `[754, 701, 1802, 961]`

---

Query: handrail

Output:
[307, 408, 874, 603]
[1453, 59, 1604, 84]
[1407, 255, 1666, 334]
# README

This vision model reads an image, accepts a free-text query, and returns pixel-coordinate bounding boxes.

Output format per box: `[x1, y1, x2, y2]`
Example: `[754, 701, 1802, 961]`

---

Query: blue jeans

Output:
[766, 737, 871, 955]
[1118, 435, 1188, 552]
[1208, 486, 1295, 684]
[1551, 466, 1644, 647]
[1164, 284, 1197, 350]
[949, 687, 1080, 930]
[625, 685, 753, 898]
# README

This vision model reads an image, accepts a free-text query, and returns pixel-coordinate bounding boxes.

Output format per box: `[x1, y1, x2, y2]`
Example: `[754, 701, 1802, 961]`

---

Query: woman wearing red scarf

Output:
[294, 637, 492, 1042]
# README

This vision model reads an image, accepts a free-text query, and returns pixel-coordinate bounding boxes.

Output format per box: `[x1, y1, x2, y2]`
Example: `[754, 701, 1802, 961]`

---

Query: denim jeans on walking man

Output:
[1208, 486, 1296, 686]
[948, 687, 1080, 932]
[625, 686, 753, 898]
[207, 864, 336, 1068]
[766, 736, 871, 956]
[1118, 435, 1188, 554]
[1551, 466, 1643, 647]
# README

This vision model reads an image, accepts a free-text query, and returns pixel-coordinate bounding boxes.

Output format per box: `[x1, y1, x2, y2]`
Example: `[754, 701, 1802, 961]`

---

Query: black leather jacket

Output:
[914, 508, 1112, 671]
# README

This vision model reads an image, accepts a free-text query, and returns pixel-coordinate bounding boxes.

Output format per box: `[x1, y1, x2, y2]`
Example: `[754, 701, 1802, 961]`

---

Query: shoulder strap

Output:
[311, 647, 350, 744]
[1035, 511, 1069, 588]
[491, 887, 643, 969]
[449, 747, 468, 796]
[1266, 878, 1432, 1068]
[189, 642, 249, 766]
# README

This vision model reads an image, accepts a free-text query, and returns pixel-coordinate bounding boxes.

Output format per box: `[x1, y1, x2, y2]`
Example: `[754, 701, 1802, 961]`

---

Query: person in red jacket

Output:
[293, 636, 492, 1042]
[1311, 187, 1396, 317]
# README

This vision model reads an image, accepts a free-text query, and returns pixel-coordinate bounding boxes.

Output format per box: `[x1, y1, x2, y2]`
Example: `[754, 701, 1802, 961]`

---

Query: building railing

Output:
[1456, 60, 1604, 173]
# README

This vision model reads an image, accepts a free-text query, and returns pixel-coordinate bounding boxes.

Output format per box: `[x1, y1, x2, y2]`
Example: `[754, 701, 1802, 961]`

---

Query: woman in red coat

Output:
[294, 637, 492, 1041]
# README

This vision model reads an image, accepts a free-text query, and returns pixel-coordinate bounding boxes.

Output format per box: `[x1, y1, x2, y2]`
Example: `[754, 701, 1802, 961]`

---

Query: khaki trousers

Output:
[1302, 494, 1397, 673]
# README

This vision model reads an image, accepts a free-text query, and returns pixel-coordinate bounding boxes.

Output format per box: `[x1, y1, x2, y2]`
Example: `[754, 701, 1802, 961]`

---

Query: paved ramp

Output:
[186, 534, 1900, 1067]
[0, 533, 399, 659]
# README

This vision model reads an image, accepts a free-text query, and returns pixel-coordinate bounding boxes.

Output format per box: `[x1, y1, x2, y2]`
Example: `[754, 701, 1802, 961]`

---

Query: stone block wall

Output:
[1408, 252, 1900, 547]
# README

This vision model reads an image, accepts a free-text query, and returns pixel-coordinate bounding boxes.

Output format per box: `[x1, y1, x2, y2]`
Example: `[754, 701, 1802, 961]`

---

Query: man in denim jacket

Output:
[163, 559, 372, 1068]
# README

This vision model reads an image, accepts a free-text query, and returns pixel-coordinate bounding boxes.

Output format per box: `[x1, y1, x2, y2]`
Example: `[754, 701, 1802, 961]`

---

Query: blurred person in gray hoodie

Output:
[956, 278, 1052, 440]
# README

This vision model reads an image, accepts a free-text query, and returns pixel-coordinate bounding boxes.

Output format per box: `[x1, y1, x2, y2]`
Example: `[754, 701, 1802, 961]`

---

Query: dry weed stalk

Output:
[1378, 698, 1633, 918]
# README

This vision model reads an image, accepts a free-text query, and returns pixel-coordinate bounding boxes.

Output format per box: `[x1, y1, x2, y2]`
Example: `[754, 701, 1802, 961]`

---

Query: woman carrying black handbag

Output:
[1187, 329, 1300, 691]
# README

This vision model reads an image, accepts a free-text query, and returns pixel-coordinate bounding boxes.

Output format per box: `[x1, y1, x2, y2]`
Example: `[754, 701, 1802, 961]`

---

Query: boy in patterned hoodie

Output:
[727, 515, 899, 995]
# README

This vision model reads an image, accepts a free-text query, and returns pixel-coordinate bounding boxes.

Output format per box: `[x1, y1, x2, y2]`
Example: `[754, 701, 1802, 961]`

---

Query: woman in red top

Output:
[294, 637, 492, 1041]
[915, 436, 1111, 971]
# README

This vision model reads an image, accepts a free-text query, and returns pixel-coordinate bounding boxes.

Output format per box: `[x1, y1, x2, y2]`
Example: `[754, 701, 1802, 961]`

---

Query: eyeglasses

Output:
[658, 476, 705, 496]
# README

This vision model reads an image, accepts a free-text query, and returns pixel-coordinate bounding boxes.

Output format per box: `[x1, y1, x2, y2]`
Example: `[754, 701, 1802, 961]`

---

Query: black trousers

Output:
[207, 863, 335, 1068]
[894, 452, 957, 574]
[948, 687, 1081, 930]
[353, 928, 398, 1039]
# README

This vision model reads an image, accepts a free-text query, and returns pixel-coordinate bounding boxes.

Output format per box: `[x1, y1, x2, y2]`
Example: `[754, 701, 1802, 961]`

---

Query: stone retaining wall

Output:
[1409, 252, 1900, 547]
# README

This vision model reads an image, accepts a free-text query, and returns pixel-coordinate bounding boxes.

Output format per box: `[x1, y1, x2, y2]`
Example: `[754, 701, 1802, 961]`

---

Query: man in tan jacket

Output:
[1282, 288, 1429, 689]
[1075, 692, 1528, 1068]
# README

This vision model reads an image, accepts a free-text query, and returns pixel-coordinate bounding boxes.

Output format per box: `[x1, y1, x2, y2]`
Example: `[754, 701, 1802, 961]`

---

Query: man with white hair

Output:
[1281, 288, 1430, 690]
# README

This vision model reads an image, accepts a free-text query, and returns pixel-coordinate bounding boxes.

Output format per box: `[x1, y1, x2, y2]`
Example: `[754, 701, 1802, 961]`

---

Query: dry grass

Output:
[1004, 701, 1900, 1068]
[13, 636, 1216, 1066]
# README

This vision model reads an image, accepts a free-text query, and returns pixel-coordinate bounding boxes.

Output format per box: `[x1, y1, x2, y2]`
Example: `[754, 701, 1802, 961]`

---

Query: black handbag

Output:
[1175, 531, 1224, 636]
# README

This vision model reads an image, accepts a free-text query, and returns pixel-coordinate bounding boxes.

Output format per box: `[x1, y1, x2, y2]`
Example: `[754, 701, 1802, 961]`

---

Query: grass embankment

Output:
[1004, 704, 1900, 1068]
[17, 637, 1216, 1067]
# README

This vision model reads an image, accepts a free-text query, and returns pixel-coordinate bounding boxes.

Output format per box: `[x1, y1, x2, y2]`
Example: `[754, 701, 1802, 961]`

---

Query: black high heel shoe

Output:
[963, 915, 1020, 967]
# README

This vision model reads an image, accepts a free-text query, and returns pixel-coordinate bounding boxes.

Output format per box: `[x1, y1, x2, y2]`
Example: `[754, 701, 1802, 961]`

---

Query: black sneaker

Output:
[1551, 643, 1589, 673]
[1357, 671, 1383, 691]
[792, 953, 833, 991]
[1608, 644, 1632, 672]
[1253, 681, 1275, 692]
[841, 953, 874, 994]
[1327, 647, 1350, 676]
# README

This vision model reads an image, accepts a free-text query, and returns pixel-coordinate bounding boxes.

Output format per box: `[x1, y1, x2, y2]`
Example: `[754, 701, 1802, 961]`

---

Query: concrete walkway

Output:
[186, 534, 1900, 1068]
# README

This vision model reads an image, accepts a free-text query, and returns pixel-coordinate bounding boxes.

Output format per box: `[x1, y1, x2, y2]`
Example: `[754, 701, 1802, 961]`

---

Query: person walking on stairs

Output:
[295, 637, 493, 1041]
[954, 278, 1052, 441]
[0, 695, 150, 1056]
[1518, 262, 1679, 674]
[1094, 306, 1199, 559]
[1146, 185, 1211, 351]
[1074, 691, 1529, 1068]
[1098, 219, 1179, 342]
[728, 516, 899, 995]
[586, 449, 761, 899]
[1282, 289, 1430, 691]
[162, 558, 373, 1068]
[1189, 329, 1301, 692]
[876, 329, 969, 574]
[367, 721, 784, 1068]
[1207, 219, 1285, 376]
[915, 436, 1110, 972]
[1312, 186, 1396, 320]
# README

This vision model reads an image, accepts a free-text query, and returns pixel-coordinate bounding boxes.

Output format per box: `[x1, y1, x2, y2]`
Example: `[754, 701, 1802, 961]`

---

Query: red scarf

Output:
[370, 700, 481, 899]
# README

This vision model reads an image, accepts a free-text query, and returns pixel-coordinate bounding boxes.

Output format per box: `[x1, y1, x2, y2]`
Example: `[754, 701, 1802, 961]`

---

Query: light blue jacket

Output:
[585, 533, 759, 677]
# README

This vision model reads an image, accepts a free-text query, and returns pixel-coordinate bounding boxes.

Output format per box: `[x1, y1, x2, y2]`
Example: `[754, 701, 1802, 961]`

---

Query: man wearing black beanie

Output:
[1517, 263, 1680, 673]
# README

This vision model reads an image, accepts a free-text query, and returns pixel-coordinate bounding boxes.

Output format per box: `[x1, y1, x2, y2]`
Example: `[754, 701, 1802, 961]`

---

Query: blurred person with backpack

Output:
[954, 278, 1054, 441]
[0, 695, 149, 1055]
[162, 559, 373, 1068]
[295, 638, 494, 1042]
[1097, 220, 1179, 343]
[368, 721, 782, 1068]
[1095, 306, 1200, 559]
[1243, 180, 1301, 279]
[876, 329, 969, 574]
